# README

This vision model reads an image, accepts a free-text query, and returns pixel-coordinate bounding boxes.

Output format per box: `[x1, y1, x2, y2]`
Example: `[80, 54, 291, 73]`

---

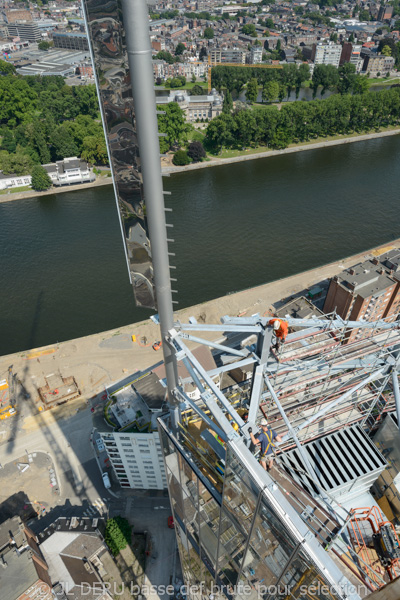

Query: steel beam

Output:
[264, 375, 334, 508]
[179, 332, 249, 358]
[169, 330, 245, 429]
[222, 314, 400, 331]
[392, 370, 400, 433]
[281, 368, 385, 442]
[175, 387, 227, 442]
[121, 0, 178, 425]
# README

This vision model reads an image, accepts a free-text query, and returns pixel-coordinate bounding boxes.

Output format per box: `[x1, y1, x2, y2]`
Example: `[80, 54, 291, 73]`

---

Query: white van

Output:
[102, 472, 111, 489]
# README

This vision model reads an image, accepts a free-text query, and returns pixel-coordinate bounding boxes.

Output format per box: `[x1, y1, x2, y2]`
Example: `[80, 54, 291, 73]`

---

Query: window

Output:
[140, 450, 150, 454]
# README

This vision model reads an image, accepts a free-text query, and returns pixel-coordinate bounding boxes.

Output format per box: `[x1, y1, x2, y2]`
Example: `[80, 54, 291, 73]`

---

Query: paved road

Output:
[0, 406, 111, 506]
[125, 498, 177, 600]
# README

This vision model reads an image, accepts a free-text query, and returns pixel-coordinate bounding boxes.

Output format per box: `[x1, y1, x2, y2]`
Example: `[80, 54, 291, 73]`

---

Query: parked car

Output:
[102, 472, 111, 489]
[168, 516, 174, 529]
[96, 438, 105, 452]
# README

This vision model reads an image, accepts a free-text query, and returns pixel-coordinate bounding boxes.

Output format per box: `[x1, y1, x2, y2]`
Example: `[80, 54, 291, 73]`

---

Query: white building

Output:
[312, 42, 342, 67]
[44, 157, 95, 186]
[156, 89, 223, 123]
[249, 46, 263, 64]
[0, 172, 31, 190]
[101, 430, 166, 490]
[100, 371, 168, 490]
[100, 348, 217, 490]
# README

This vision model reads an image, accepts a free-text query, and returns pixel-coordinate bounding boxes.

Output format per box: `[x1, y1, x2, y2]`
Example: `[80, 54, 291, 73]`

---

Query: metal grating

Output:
[279, 425, 387, 498]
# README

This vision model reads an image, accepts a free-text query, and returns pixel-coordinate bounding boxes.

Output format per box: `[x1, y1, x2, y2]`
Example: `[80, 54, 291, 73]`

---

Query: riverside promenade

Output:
[1, 236, 399, 429]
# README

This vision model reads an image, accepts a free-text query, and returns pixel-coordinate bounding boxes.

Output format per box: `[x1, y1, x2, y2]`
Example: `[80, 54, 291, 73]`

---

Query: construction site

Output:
[159, 308, 400, 599]
[79, 0, 400, 597]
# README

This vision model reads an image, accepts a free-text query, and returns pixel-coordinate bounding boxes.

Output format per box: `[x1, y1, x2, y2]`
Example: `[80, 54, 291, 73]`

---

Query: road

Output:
[0, 405, 111, 505]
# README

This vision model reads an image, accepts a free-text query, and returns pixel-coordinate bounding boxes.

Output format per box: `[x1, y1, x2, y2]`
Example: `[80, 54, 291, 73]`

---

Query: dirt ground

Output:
[0, 451, 59, 524]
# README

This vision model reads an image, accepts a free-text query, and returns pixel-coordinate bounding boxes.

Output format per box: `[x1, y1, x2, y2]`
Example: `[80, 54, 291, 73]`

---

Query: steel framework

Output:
[163, 312, 400, 596]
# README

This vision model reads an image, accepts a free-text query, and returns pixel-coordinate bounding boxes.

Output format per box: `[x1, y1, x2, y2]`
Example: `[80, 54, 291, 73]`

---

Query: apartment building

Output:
[7, 21, 41, 41]
[363, 53, 395, 76]
[323, 258, 400, 343]
[249, 46, 262, 64]
[52, 31, 89, 51]
[100, 371, 168, 490]
[340, 41, 363, 71]
[100, 347, 217, 490]
[311, 41, 342, 67]
[378, 4, 393, 20]
[209, 48, 246, 64]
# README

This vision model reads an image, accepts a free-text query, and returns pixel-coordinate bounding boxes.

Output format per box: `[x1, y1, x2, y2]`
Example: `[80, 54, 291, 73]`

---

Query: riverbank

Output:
[0, 175, 113, 203]
[163, 127, 400, 174]
[1, 236, 399, 421]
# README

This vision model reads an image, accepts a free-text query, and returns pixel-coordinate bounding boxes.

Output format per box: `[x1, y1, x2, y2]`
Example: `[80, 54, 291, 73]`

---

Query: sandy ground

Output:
[1, 237, 399, 433]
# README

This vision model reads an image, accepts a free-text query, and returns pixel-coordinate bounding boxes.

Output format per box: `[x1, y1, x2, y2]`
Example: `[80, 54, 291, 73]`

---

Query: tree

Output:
[105, 517, 132, 556]
[1, 130, 16, 153]
[0, 77, 38, 126]
[199, 47, 207, 61]
[38, 40, 52, 51]
[170, 76, 186, 88]
[223, 89, 233, 113]
[311, 64, 339, 97]
[264, 17, 274, 28]
[190, 84, 204, 96]
[0, 59, 16, 75]
[172, 149, 190, 165]
[175, 42, 185, 56]
[191, 74, 196, 83]
[338, 62, 357, 94]
[359, 9, 370, 21]
[245, 78, 258, 104]
[157, 102, 188, 153]
[154, 50, 175, 64]
[81, 134, 108, 164]
[262, 80, 279, 103]
[242, 24, 257, 37]
[31, 164, 52, 191]
[187, 141, 206, 162]
[330, 32, 338, 42]
[382, 45, 392, 57]
[348, 33, 355, 43]
[352, 75, 369, 94]
[203, 27, 214, 39]
[50, 128, 79, 161]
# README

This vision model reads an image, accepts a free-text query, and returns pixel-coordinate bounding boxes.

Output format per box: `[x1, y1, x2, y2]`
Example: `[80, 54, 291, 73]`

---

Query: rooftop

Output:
[336, 259, 395, 297]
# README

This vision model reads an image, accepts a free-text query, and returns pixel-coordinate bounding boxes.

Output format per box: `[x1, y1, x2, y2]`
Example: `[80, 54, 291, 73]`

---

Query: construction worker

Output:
[249, 418, 282, 471]
[269, 318, 288, 352]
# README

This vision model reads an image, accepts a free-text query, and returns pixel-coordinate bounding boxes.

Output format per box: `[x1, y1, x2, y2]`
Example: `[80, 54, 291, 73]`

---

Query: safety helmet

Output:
[273, 320, 280, 330]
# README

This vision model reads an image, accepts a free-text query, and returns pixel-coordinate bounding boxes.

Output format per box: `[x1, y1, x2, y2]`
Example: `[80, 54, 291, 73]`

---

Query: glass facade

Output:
[82, 0, 156, 309]
[158, 419, 343, 600]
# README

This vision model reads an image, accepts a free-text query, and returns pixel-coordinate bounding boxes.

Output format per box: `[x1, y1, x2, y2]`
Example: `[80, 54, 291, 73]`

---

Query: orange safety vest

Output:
[268, 318, 288, 340]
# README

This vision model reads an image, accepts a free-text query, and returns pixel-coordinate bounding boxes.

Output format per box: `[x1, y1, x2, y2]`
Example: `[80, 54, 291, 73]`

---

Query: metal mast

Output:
[121, 0, 179, 423]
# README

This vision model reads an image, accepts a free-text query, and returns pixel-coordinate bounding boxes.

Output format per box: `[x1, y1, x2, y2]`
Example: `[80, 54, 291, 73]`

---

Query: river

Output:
[1, 135, 400, 356]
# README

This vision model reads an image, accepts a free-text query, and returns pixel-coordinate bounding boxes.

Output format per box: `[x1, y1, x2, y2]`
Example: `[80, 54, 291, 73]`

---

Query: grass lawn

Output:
[0, 185, 31, 195]
[368, 77, 399, 87]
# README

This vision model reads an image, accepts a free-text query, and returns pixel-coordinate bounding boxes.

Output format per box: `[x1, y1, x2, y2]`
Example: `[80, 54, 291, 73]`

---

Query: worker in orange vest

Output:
[268, 318, 288, 352]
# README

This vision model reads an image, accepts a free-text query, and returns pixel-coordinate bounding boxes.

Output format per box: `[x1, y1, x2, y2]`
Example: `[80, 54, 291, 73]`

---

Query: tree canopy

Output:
[157, 102, 189, 153]
[205, 87, 400, 153]
[31, 164, 52, 191]
[105, 517, 132, 556]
